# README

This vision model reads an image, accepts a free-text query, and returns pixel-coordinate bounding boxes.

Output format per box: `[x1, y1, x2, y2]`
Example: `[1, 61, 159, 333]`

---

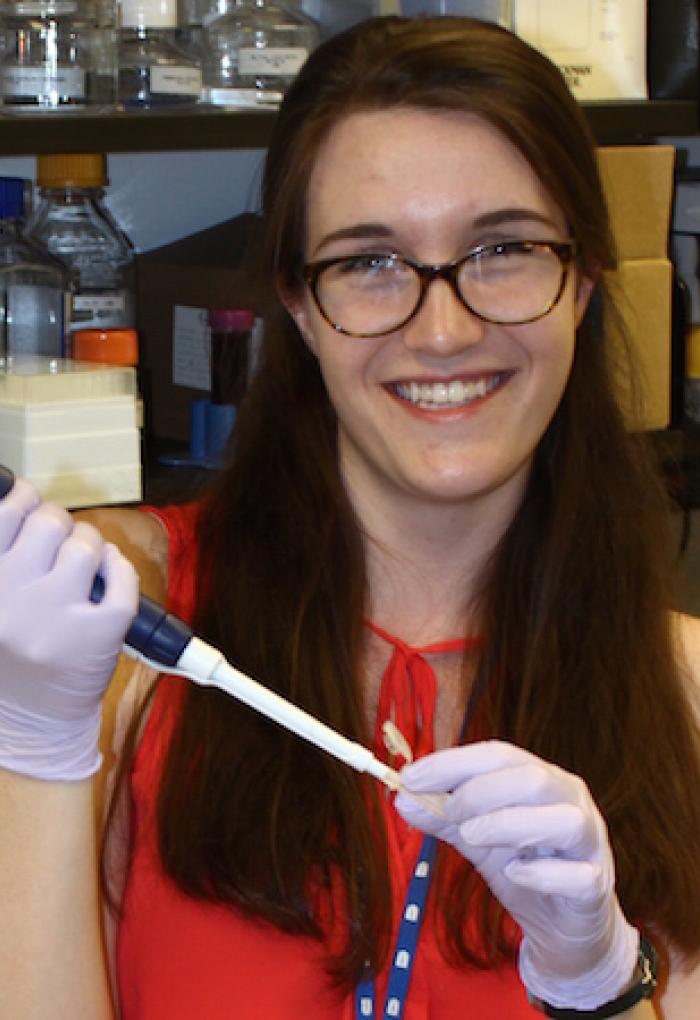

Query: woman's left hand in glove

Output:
[394, 740, 640, 1011]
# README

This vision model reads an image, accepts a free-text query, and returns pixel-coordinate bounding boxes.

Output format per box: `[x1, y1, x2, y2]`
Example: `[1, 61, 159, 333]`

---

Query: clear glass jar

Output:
[0, 176, 69, 361]
[299, 1, 374, 41]
[26, 154, 136, 335]
[201, 0, 318, 107]
[400, 0, 513, 28]
[0, 1, 106, 111]
[118, 0, 202, 108]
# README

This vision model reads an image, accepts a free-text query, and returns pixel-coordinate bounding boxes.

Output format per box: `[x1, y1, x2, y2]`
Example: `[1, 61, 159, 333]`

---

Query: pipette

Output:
[0, 466, 405, 795]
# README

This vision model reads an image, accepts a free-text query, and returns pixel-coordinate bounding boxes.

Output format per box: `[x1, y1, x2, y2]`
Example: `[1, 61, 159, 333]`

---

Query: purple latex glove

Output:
[395, 741, 639, 1010]
[0, 480, 139, 780]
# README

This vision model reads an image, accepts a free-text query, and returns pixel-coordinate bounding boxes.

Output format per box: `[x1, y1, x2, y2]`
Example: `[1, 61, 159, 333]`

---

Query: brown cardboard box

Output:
[597, 145, 675, 259]
[136, 213, 268, 443]
[596, 145, 675, 430]
[604, 258, 672, 431]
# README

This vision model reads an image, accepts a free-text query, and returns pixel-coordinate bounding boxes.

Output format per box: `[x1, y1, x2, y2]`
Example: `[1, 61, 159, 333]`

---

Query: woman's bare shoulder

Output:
[74, 504, 168, 603]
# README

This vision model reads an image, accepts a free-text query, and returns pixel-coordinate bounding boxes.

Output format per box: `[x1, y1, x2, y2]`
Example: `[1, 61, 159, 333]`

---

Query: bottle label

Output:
[150, 65, 202, 96]
[12, 2, 78, 13]
[2, 66, 86, 99]
[238, 47, 308, 77]
[72, 291, 132, 330]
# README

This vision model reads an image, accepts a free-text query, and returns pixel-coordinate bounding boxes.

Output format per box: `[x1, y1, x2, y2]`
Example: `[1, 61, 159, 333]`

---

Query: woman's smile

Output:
[388, 372, 510, 412]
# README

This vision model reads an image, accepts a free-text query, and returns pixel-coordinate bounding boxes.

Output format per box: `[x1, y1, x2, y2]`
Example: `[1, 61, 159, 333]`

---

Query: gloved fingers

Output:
[456, 803, 600, 859]
[504, 855, 608, 903]
[401, 740, 537, 794]
[394, 788, 459, 838]
[48, 520, 105, 601]
[0, 502, 73, 581]
[448, 762, 581, 820]
[96, 542, 139, 620]
[0, 477, 40, 551]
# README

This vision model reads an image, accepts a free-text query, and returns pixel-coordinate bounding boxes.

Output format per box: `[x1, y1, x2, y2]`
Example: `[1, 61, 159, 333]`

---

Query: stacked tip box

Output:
[0, 356, 142, 509]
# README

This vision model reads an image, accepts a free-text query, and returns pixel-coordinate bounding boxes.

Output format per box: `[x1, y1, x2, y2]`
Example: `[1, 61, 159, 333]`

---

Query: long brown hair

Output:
[108, 16, 700, 986]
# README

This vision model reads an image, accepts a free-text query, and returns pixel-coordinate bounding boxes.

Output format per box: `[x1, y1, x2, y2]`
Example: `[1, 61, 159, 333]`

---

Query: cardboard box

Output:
[597, 145, 675, 260]
[515, 0, 647, 100]
[136, 213, 269, 443]
[604, 258, 672, 431]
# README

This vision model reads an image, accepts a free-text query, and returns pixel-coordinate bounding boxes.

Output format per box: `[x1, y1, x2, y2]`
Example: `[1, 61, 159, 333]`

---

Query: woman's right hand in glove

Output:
[0, 478, 139, 781]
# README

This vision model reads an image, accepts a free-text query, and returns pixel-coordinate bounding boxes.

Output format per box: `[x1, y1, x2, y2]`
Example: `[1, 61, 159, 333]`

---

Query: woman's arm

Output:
[0, 498, 166, 1020]
[658, 613, 700, 1018]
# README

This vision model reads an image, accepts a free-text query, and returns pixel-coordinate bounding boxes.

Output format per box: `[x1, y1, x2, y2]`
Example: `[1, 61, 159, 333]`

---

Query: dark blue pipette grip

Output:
[0, 465, 193, 669]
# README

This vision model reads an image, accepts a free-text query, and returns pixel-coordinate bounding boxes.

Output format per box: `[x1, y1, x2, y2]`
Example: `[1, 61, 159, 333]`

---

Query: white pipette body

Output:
[127, 635, 402, 792]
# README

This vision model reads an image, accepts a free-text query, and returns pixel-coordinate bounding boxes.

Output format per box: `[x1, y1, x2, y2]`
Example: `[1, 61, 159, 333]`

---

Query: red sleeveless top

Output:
[116, 501, 538, 1019]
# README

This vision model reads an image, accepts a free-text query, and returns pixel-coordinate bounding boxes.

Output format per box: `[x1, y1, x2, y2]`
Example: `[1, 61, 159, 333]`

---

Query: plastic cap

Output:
[208, 308, 255, 332]
[120, 0, 178, 29]
[73, 329, 139, 366]
[37, 153, 107, 189]
[0, 177, 25, 219]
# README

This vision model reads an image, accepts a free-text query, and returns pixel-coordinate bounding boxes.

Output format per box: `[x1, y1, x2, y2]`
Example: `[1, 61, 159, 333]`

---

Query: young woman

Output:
[1, 16, 699, 1019]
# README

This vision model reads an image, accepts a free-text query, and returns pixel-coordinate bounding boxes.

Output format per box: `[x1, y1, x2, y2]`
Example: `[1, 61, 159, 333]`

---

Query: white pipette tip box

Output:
[0, 356, 142, 509]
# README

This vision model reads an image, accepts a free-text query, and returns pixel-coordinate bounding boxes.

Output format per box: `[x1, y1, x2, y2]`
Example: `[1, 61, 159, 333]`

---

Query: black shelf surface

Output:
[0, 105, 277, 155]
[0, 99, 696, 155]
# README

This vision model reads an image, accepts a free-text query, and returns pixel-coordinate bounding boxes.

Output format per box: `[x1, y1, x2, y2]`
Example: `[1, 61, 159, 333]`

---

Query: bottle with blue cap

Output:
[0, 177, 70, 362]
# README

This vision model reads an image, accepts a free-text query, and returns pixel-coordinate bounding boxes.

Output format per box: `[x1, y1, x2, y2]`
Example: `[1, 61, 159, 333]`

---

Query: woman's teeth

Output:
[394, 375, 501, 409]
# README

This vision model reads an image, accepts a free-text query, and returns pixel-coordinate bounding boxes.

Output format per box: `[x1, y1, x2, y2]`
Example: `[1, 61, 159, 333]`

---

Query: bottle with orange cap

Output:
[25, 152, 136, 344]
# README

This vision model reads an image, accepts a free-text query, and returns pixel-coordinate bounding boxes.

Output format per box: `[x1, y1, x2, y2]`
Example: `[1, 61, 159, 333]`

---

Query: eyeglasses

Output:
[303, 239, 578, 338]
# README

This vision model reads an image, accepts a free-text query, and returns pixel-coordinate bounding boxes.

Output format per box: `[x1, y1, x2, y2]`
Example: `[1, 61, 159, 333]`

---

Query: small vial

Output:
[208, 307, 254, 405]
[118, 0, 203, 108]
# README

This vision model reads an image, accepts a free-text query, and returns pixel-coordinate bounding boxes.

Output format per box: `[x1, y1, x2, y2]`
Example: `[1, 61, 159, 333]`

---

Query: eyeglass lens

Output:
[314, 244, 568, 335]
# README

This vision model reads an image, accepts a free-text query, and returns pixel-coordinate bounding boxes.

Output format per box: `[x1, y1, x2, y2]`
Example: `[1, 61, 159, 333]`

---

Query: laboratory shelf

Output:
[0, 98, 695, 155]
[0, 106, 276, 155]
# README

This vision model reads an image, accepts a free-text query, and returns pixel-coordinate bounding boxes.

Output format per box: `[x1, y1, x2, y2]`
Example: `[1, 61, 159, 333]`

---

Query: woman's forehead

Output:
[304, 108, 566, 253]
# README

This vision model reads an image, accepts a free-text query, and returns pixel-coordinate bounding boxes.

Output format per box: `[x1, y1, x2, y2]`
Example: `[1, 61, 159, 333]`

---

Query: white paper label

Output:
[73, 294, 127, 314]
[514, 0, 647, 100]
[204, 86, 282, 108]
[238, 47, 308, 77]
[172, 305, 211, 391]
[13, 2, 78, 13]
[150, 65, 202, 96]
[2, 66, 85, 98]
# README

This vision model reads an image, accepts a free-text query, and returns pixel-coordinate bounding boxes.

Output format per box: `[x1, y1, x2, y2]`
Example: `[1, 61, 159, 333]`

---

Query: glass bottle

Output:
[117, 0, 203, 108]
[201, 0, 318, 107]
[0, 1, 101, 111]
[26, 153, 136, 336]
[400, 0, 512, 28]
[0, 177, 69, 361]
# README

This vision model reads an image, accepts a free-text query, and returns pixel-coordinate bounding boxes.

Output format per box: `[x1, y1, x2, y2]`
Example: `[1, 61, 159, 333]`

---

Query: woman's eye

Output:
[338, 254, 401, 274]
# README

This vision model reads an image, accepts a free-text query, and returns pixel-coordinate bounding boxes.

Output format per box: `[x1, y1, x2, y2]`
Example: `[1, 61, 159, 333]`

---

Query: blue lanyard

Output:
[354, 834, 437, 1020]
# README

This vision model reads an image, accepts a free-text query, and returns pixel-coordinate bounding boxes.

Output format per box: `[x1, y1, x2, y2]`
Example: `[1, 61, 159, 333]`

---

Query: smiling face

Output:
[285, 107, 593, 531]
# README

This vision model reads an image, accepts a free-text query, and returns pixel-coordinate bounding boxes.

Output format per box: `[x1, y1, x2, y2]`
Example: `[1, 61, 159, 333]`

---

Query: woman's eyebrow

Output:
[311, 222, 393, 256]
[310, 208, 560, 258]
[471, 208, 560, 231]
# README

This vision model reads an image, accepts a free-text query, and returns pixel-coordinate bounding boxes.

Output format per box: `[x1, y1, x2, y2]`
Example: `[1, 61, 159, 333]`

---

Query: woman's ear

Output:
[574, 270, 596, 327]
[276, 273, 319, 355]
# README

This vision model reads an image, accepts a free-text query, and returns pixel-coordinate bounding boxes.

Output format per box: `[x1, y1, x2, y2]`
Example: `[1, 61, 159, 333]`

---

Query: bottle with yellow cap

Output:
[25, 153, 135, 340]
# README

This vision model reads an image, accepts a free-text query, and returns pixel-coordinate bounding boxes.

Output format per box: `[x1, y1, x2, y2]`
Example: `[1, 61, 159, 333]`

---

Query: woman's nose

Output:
[400, 277, 487, 355]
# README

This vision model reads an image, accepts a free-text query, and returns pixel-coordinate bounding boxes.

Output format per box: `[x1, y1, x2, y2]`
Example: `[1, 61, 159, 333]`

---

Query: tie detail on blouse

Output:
[366, 620, 482, 766]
